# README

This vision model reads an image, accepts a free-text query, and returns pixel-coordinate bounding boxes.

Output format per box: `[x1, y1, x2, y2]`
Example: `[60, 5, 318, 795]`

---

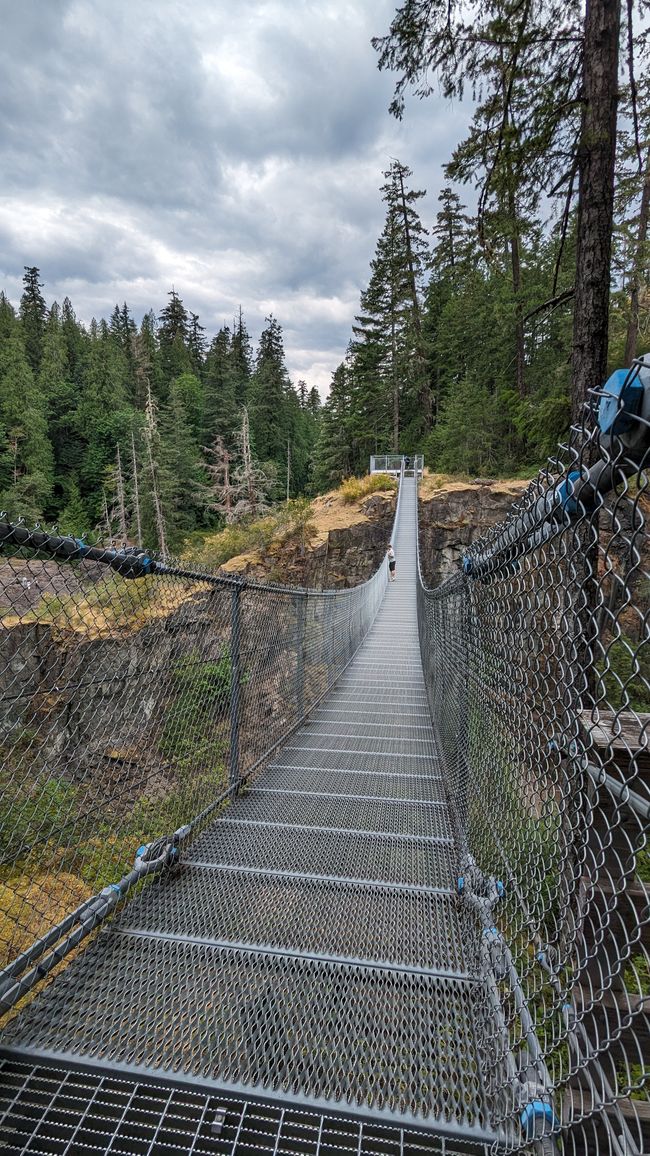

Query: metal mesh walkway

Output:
[1, 479, 492, 1146]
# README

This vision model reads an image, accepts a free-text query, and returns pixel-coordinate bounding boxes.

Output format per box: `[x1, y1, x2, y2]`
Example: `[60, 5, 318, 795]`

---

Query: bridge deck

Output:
[1, 480, 493, 1147]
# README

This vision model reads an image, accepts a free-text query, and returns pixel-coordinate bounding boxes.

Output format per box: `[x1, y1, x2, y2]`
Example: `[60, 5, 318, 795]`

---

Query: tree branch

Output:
[523, 287, 574, 323]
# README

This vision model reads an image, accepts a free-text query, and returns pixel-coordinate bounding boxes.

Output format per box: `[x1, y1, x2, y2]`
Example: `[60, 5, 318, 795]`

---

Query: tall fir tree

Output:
[39, 304, 83, 513]
[312, 359, 356, 489]
[0, 331, 54, 519]
[158, 290, 192, 389]
[248, 315, 292, 470]
[230, 306, 253, 404]
[203, 326, 239, 443]
[350, 161, 429, 456]
[76, 319, 136, 521]
[20, 266, 48, 374]
[110, 302, 138, 403]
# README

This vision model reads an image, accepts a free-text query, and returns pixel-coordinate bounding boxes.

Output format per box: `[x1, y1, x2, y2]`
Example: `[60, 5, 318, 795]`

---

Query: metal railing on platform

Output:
[370, 455, 423, 477]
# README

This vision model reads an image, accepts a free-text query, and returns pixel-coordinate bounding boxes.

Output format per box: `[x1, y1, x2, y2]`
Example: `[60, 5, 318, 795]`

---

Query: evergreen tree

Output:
[188, 312, 206, 374]
[61, 297, 88, 388]
[171, 372, 204, 445]
[203, 326, 239, 443]
[312, 360, 355, 489]
[39, 304, 82, 514]
[20, 266, 48, 374]
[230, 306, 253, 404]
[57, 479, 88, 536]
[248, 315, 292, 469]
[133, 311, 161, 409]
[110, 302, 137, 402]
[373, 0, 642, 416]
[0, 292, 17, 340]
[76, 319, 135, 521]
[158, 378, 207, 547]
[430, 187, 474, 278]
[0, 332, 54, 519]
[158, 290, 192, 387]
[284, 385, 319, 497]
[307, 387, 321, 417]
[350, 161, 429, 455]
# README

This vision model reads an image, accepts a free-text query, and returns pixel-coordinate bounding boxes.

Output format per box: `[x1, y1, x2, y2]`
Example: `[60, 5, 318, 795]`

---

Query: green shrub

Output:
[616, 1062, 648, 1101]
[160, 651, 232, 759]
[624, 953, 650, 997]
[596, 632, 650, 713]
[0, 774, 79, 864]
[637, 847, 650, 883]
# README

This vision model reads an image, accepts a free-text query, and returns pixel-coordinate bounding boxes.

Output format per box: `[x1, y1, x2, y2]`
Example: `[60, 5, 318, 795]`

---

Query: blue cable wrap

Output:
[520, 1101, 556, 1139]
[555, 470, 587, 517]
[106, 549, 158, 579]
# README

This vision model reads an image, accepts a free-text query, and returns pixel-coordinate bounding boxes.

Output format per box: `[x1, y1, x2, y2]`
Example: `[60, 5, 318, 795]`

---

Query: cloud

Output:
[0, 0, 471, 397]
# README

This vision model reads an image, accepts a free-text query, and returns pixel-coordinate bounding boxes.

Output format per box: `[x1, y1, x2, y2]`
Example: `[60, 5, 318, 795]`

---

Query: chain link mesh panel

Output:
[0, 524, 387, 1012]
[418, 373, 650, 1154]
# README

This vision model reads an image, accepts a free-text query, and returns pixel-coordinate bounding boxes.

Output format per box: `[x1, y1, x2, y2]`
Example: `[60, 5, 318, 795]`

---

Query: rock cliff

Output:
[417, 477, 529, 588]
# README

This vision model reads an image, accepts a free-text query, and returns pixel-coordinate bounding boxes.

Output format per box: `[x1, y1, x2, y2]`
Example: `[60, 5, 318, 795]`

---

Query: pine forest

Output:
[1, 0, 648, 556]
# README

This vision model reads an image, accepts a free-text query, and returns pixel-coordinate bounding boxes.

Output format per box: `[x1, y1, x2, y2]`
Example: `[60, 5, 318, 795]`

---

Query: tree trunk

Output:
[509, 227, 526, 398]
[392, 314, 399, 452]
[508, 203, 526, 398]
[144, 383, 167, 557]
[571, 0, 621, 420]
[223, 448, 232, 519]
[102, 490, 113, 546]
[115, 444, 128, 540]
[624, 144, 650, 365]
[130, 431, 142, 548]
[397, 167, 431, 426]
[502, 56, 526, 400]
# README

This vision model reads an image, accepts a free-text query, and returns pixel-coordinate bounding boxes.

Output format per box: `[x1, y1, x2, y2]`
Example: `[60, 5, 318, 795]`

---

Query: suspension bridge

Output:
[0, 369, 648, 1156]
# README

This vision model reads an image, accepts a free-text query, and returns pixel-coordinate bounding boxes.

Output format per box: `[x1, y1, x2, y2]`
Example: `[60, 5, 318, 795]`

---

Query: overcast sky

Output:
[0, 0, 469, 396]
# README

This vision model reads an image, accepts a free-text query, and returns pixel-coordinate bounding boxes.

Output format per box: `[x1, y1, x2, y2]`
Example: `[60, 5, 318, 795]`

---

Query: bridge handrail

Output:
[416, 361, 650, 1154]
[0, 478, 405, 1013]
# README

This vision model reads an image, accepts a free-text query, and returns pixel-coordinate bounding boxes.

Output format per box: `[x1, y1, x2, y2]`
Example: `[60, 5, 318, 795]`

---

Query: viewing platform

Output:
[369, 455, 423, 477]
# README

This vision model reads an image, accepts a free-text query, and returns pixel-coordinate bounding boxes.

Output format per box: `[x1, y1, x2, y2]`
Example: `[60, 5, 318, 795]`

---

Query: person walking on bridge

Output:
[387, 542, 396, 581]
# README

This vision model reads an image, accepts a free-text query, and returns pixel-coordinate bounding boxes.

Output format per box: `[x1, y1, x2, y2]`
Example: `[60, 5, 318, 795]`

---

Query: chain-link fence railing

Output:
[0, 519, 389, 1017]
[418, 363, 650, 1155]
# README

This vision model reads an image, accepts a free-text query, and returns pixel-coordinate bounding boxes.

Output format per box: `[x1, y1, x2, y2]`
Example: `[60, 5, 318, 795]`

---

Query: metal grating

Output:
[113, 866, 477, 974]
[257, 749, 439, 775]
[227, 791, 450, 839]
[253, 768, 448, 802]
[1, 932, 490, 1134]
[185, 819, 454, 889]
[0, 1060, 488, 1156]
[253, 772, 444, 799]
